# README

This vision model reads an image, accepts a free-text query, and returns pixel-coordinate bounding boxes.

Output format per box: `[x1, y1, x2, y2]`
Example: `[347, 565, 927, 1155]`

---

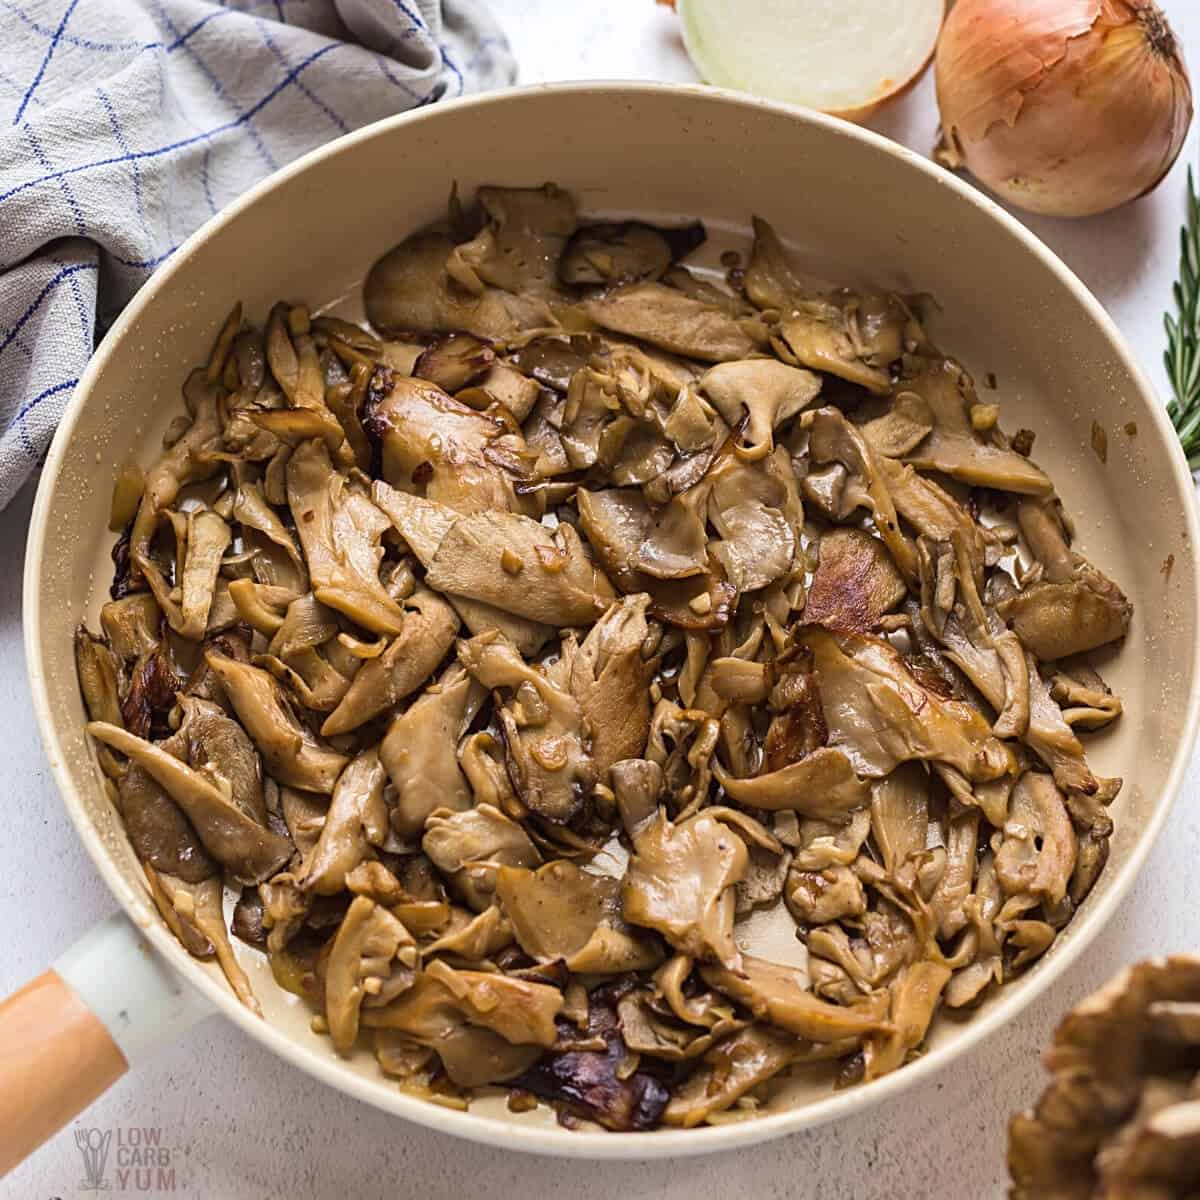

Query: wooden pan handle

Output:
[0, 969, 127, 1175]
[0, 913, 214, 1177]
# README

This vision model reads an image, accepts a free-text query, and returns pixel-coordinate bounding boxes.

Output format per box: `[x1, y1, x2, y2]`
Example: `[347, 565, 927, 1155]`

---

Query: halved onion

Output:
[676, 0, 945, 122]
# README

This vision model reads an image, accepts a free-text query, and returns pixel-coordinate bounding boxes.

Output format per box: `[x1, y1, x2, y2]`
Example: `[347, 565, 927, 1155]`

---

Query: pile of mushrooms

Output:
[76, 183, 1131, 1131]
[1009, 957, 1200, 1198]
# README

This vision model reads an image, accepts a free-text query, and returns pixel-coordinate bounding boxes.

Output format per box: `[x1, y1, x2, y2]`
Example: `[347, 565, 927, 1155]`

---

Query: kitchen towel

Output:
[0, 0, 515, 510]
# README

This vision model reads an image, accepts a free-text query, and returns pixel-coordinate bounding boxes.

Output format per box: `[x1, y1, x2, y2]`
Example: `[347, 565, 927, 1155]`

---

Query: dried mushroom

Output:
[80, 182, 1131, 1132]
[1009, 957, 1200, 1200]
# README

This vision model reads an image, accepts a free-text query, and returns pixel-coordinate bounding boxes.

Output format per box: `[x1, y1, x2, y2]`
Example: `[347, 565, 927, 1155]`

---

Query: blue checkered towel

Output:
[0, 0, 514, 510]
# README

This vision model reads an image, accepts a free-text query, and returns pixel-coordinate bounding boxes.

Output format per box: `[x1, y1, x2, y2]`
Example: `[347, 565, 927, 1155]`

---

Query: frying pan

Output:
[3, 82, 1198, 1169]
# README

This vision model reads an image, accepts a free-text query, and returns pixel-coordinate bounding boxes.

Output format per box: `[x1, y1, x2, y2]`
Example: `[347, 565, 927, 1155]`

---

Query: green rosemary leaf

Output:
[1167, 167, 1200, 464]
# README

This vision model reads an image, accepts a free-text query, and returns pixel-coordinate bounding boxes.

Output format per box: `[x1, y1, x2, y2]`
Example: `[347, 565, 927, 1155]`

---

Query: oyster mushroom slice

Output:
[75, 627, 122, 728]
[423, 803, 542, 880]
[380, 663, 486, 841]
[452, 183, 576, 297]
[87, 721, 291, 885]
[145, 868, 260, 1015]
[202, 652, 349, 794]
[364, 230, 556, 342]
[301, 748, 389, 896]
[363, 371, 525, 515]
[287, 438, 406, 636]
[426, 510, 616, 627]
[995, 770, 1078, 910]
[360, 959, 564, 1082]
[898, 355, 1053, 495]
[804, 527, 907, 632]
[134, 507, 231, 642]
[177, 510, 232, 639]
[569, 594, 657, 778]
[321, 585, 459, 736]
[559, 219, 706, 285]
[177, 695, 268, 825]
[701, 954, 893, 1042]
[119, 760, 215, 884]
[129, 368, 223, 570]
[713, 750, 871, 821]
[497, 861, 662, 973]
[325, 896, 418, 1053]
[998, 579, 1132, 661]
[869, 763, 930, 878]
[863, 960, 952, 1080]
[801, 627, 1015, 783]
[581, 281, 765, 363]
[744, 217, 905, 393]
[100, 594, 161, 661]
[700, 358, 822, 454]
[662, 1026, 797, 1128]
[576, 486, 654, 590]
[457, 631, 595, 826]
[371, 482, 553, 656]
[621, 809, 748, 970]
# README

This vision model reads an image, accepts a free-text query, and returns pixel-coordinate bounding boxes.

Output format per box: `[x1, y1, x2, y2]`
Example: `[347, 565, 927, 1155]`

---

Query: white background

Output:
[4, 2, 1200, 1196]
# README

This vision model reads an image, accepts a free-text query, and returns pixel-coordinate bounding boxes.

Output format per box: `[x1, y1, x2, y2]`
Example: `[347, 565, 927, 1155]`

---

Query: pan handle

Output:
[0, 912, 213, 1175]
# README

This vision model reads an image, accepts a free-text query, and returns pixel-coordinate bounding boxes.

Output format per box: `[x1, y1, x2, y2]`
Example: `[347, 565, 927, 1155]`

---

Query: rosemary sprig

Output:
[1165, 166, 1200, 470]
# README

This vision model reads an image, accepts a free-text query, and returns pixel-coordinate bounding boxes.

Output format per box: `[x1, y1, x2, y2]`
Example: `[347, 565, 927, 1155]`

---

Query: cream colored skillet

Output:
[1, 82, 1197, 1170]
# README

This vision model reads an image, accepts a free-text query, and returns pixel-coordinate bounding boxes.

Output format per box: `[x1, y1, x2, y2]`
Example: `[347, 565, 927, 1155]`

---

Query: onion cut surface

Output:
[678, 0, 945, 122]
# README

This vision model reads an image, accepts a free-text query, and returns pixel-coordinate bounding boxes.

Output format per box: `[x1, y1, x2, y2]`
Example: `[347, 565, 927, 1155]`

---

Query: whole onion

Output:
[935, 0, 1193, 218]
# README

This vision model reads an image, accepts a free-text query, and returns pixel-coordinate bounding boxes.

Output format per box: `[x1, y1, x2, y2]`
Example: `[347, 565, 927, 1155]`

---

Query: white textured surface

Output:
[4, 2, 1200, 1195]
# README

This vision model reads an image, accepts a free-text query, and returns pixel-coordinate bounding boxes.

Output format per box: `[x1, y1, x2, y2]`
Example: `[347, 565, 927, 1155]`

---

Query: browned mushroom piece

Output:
[700, 358, 822, 454]
[202, 652, 349, 794]
[364, 230, 556, 342]
[321, 585, 459, 736]
[457, 631, 595, 825]
[621, 809, 748, 970]
[701, 954, 893, 1042]
[895, 354, 1053, 495]
[380, 663, 486, 840]
[450, 183, 577, 298]
[325, 896, 418, 1052]
[512, 983, 670, 1130]
[497, 860, 662, 973]
[301, 749, 389, 896]
[744, 217, 909, 394]
[804, 528, 907, 632]
[582, 281, 767, 363]
[569, 594, 657, 777]
[559, 219, 705, 286]
[800, 627, 1016, 783]
[81, 179, 1132, 1125]
[1005, 497, 1133, 661]
[423, 802, 542, 912]
[145, 867, 260, 1015]
[364, 371, 528, 516]
[662, 1026, 798, 1127]
[426, 510, 617, 626]
[87, 721, 291, 885]
[361, 958, 564, 1088]
[372, 482, 553, 655]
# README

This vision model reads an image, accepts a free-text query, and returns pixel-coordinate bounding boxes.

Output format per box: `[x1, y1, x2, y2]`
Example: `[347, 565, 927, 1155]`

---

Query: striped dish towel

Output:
[0, 0, 514, 510]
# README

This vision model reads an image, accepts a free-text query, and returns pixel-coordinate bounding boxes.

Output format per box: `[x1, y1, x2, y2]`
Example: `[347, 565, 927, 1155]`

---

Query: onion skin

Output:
[935, 0, 1193, 218]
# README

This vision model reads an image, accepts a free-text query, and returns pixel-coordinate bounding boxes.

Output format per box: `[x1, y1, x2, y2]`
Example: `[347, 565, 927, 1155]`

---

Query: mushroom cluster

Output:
[77, 183, 1131, 1130]
[1009, 957, 1200, 1199]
